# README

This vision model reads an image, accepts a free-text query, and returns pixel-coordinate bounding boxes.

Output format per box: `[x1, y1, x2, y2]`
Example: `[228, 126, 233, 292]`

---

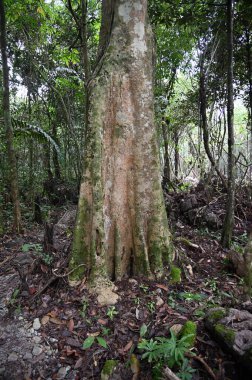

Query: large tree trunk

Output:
[0, 0, 22, 232]
[70, 0, 173, 282]
[221, 0, 235, 248]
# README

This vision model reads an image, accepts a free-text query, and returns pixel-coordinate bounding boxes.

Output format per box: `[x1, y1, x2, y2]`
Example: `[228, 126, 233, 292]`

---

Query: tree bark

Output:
[245, 27, 252, 182]
[162, 118, 171, 185]
[0, 0, 22, 232]
[221, 0, 235, 248]
[174, 130, 179, 180]
[199, 54, 227, 190]
[70, 0, 173, 282]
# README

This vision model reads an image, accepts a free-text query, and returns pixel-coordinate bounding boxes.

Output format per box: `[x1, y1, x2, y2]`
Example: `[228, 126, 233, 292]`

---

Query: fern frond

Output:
[12, 118, 60, 155]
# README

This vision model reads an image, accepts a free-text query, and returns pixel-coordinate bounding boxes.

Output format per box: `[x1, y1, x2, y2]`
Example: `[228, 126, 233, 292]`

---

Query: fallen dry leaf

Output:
[97, 318, 107, 325]
[123, 340, 133, 352]
[155, 284, 168, 291]
[87, 331, 100, 337]
[41, 315, 50, 326]
[170, 324, 183, 335]
[49, 317, 63, 325]
[68, 318, 74, 332]
[74, 357, 83, 369]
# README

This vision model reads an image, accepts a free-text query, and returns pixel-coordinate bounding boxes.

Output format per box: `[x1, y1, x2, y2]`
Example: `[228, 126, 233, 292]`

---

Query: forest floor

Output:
[0, 183, 252, 380]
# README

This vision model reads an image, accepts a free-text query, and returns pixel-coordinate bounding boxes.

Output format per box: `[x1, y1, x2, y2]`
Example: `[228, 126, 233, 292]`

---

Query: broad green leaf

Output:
[97, 337, 108, 348]
[140, 323, 148, 338]
[82, 336, 95, 349]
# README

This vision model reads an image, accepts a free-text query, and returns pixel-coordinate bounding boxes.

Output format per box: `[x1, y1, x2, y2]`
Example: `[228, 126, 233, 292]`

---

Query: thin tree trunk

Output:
[221, 0, 235, 248]
[245, 28, 252, 181]
[70, 0, 173, 282]
[162, 118, 171, 185]
[52, 122, 61, 179]
[0, 0, 22, 232]
[174, 130, 179, 179]
[199, 54, 227, 190]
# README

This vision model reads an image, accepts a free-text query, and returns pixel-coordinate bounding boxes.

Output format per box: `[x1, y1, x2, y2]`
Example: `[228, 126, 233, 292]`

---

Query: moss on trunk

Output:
[69, 0, 173, 283]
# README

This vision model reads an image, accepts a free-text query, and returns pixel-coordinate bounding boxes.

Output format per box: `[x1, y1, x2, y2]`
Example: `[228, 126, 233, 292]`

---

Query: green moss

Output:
[180, 321, 197, 348]
[101, 359, 118, 380]
[208, 308, 227, 323]
[170, 265, 181, 284]
[215, 323, 235, 344]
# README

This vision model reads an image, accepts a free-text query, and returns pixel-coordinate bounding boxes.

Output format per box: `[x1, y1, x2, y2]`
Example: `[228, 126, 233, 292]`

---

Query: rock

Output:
[56, 366, 70, 379]
[32, 345, 43, 356]
[129, 279, 138, 285]
[97, 288, 119, 306]
[8, 352, 18, 361]
[33, 336, 42, 344]
[228, 250, 246, 277]
[204, 211, 220, 229]
[205, 307, 252, 372]
[156, 296, 164, 307]
[33, 318, 41, 330]
[180, 194, 198, 213]
[23, 352, 33, 360]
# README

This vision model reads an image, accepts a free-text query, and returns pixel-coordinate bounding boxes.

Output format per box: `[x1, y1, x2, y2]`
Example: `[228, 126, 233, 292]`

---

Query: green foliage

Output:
[180, 321, 197, 348]
[106, 306, 118, 321]
[178, 292, 206, 302]
[147, 301, 156, 313]
[80, 299, 89, 319]
[12, 118, 60, 156]
[170, 265, 181, 284]
[82, 335, 108, 350]
[21, 243, 53, 265]
[138, 329, 195, 378]
[140, 323, 148, 338]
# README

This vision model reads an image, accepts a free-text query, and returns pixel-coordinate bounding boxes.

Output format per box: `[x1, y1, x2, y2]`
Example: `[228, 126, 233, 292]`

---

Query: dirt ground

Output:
[0, 186, 251, 380]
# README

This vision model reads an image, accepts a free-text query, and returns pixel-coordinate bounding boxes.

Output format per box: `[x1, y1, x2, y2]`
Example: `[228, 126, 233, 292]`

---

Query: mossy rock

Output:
[206, 307, 227, 324]
[180, 320, 197, 348]
[205, 307, 252, 373]
[101, 360, 118, 380]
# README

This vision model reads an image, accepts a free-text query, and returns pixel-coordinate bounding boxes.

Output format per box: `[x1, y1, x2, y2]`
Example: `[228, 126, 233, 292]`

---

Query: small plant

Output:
[140, 284, 149, 293]
[177, 358, 196, 380]
[204, 278, 218, 292]
[9, 288, 20, 306]
[138, 329, 195, 379]
[106, 306, 118, 320]
[134, 296, 141, 306]
[178, 292, 205, 302]
[147, 300, 156, 313]
[80, 299, 89, 318]
[167, 292, 177, 308]
[22, 242, 43, 253]
[82, 335, 108, 349]
[40, 252, 54, 265]
[101, 327, 111, 336]
[22, 242, 53, 265]
[8, 288, 21, 314]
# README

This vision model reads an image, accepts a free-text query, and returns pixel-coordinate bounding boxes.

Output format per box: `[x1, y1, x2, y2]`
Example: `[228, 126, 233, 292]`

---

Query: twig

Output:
[186, 353, 217, 380]
[163, 367, 181, 380]
[52, 263, 86, 278]
[29, 276, 57, 303]
[0, 255, 15, 267]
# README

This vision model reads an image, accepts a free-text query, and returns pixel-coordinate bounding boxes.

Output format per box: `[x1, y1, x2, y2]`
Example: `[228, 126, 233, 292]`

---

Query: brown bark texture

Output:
[0, 0, 22, 233]
[70, 0, 172, 282]
[221, 0, 235, 248]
